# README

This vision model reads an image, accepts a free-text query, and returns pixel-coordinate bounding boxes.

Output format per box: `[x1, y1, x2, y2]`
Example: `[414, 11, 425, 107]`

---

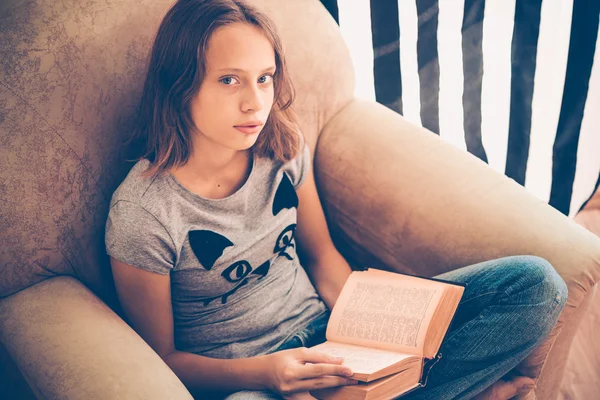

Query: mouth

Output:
[234, 124, 263, 134]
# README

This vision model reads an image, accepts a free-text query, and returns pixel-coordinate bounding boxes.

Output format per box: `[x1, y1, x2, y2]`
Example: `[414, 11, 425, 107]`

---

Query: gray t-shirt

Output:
[105, 144, 327, 359]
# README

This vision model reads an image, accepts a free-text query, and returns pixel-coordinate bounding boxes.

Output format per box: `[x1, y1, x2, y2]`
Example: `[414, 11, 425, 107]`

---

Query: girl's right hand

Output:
[262, 347, 359, 398]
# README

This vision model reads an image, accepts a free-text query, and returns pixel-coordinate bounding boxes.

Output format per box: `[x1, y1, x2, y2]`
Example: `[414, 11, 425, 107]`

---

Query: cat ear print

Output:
[273, 173, 298, 216]
[188, 230, 234, 270]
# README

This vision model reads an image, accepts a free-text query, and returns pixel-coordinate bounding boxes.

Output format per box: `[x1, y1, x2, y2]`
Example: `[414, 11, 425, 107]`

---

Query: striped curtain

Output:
[320, 0, 600, 218]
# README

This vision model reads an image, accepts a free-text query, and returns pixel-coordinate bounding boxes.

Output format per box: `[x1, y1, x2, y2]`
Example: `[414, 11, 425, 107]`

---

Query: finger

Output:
[296, 362, 353, 380]
[299, 349, 345, 365]
[292, 376, 359, 392]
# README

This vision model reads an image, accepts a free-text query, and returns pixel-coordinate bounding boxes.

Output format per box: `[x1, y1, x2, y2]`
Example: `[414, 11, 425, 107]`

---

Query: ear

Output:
[188, 230, 234, 270]
[273, 173, 298, 215]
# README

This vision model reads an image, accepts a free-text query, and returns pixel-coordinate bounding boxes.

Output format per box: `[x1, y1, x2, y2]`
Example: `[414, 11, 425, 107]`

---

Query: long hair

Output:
[129, 0, 303, 177]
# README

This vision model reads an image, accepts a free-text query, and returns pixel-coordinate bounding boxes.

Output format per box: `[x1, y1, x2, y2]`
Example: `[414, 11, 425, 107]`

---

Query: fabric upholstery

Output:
[0, 276, 193, 399]
[1, 0, 600, 399]
[557, 283, 599, 400]
[559, 186, 600, 399]
[574, 186, 600, 237]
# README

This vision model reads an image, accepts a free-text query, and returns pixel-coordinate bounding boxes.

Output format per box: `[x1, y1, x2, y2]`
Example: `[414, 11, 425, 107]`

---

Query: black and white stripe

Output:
[323, 0, 600, 218]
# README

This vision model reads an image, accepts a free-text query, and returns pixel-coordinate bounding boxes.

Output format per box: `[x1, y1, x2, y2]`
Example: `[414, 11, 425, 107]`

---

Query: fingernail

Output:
[343, 369, 353, 376]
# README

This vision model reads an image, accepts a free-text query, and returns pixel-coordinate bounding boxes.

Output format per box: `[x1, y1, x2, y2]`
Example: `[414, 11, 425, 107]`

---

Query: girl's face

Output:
[189, 22, 276, 154]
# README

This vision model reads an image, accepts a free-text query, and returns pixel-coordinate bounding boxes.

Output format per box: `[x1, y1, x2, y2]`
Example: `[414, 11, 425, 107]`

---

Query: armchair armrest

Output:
[574, 184, 600, 236]
[314, 97, 600, 400]
[0, 276, 193, 400]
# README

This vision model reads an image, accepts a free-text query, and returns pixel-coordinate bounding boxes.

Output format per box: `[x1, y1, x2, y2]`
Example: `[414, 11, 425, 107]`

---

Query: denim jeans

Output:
[222, 255, 568, 400]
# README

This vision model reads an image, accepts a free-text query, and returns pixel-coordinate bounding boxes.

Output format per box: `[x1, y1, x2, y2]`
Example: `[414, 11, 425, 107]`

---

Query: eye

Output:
[258, 74, 274, 84]
[219, 76, 239, 85]
[222, 260, 252, 283]
[274, 224, 296, 253]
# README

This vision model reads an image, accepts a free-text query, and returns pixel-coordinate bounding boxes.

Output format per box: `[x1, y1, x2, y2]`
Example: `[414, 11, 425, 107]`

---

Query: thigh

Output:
[432, 255, 551, 333]
[433, 255, 537, 285]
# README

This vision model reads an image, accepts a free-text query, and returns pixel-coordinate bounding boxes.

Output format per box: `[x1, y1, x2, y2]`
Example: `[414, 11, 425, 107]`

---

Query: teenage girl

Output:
[105, 1, 568, 399]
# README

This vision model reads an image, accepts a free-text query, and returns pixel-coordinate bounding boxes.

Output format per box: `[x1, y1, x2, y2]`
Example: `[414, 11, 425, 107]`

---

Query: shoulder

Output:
[108, 159, 177, 234]
[279, 143, 312, 189]
[110, 159, 166, 207]
[106, 160, 176, 267]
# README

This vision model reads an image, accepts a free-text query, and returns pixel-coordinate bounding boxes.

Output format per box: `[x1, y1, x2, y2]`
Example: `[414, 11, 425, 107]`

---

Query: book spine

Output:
[396, 352, 443, 397]
[419, 352, 443, 386]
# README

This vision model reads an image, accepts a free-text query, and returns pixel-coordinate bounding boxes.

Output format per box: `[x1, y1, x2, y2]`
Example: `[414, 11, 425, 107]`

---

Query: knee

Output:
[514, 256, 568, 312]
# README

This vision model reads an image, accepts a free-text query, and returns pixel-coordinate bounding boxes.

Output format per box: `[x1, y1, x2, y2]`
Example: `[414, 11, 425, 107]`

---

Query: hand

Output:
[262, 347, 358, 398]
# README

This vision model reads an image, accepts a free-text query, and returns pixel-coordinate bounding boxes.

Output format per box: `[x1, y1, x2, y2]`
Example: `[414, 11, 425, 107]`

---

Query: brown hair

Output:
[129, 0, 303, 177]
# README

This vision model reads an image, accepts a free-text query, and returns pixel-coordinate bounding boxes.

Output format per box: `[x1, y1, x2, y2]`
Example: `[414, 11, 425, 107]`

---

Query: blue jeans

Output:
[222, 255, 568, 400]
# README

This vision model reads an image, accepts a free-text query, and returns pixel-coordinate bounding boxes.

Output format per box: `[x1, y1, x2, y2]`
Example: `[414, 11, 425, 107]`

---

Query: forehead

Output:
[205, 22, 275, 73]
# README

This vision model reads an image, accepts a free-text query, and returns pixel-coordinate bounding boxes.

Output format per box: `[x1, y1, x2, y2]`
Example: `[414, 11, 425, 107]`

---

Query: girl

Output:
[105, 1, 568, 399]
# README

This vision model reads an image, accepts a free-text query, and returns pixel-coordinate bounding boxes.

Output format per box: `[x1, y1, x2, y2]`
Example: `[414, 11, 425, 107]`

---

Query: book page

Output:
[309, 341, 417, 376]
[326, 269, 445, 354]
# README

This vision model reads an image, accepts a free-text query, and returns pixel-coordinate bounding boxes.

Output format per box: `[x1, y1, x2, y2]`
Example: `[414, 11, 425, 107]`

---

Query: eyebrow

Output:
[216, 65, 277, 73]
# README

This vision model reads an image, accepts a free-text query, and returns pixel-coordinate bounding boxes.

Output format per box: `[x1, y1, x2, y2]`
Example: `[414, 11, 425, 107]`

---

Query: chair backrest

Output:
[0, 0, 354, 311]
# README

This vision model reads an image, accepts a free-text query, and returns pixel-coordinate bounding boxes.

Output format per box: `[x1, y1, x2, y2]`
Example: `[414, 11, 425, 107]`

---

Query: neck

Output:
[171, 140, 250, 183]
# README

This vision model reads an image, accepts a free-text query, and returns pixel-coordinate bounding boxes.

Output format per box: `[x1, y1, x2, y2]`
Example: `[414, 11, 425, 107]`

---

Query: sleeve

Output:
[285, 143, 312, 189]
[105, 200, 176, 275]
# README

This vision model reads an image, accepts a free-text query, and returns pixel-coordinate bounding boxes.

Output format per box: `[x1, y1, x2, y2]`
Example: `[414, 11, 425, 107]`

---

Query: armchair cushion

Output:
[0, 276, 193, 400]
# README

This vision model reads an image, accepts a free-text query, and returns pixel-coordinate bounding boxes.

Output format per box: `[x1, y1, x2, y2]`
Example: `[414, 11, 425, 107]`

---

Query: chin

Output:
[229, 140, 256, 153]
[242, 134, 260, 147]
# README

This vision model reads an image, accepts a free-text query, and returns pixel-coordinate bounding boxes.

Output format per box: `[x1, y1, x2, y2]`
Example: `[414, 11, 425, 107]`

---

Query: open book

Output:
[309, 268, 465, 400]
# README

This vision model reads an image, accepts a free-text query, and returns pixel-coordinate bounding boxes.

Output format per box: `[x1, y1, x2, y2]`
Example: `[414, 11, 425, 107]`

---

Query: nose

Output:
[241, 83, 265, 113]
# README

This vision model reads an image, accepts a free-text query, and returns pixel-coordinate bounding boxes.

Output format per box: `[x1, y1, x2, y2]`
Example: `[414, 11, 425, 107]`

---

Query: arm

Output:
[295, 166, 353, 311]
[111, 257, 355, 397]
[110, 256, 270, 396]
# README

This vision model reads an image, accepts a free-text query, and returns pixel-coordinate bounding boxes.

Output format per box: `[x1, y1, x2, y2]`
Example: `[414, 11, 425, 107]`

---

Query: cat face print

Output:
[188, 173, 300, 305]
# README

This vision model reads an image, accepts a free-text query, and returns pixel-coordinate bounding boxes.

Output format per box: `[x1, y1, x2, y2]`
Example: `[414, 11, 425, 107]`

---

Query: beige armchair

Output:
[559, 187, 600, 400]
[1, 0, 599, 399]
